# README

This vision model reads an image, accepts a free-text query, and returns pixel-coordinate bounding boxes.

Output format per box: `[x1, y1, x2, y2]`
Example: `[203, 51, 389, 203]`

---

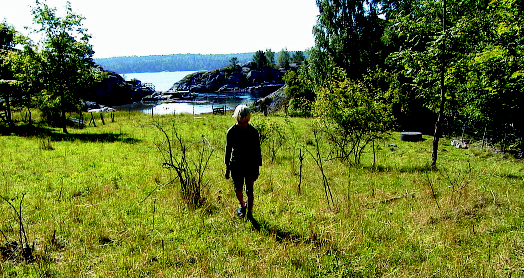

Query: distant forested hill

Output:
[94, 53, 255, 74]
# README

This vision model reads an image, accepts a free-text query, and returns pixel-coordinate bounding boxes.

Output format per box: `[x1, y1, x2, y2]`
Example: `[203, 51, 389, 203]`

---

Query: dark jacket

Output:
[224, 124, 262, 169]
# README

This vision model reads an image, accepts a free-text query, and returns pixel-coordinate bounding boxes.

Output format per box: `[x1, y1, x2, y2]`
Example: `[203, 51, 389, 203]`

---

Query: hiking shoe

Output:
[236, 206, 246, 217]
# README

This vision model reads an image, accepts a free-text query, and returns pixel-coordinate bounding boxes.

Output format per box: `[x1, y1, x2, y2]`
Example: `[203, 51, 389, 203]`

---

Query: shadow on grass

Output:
[248, 216, 301, 243]
[398, 164, 435, 173]
[247, 216, 330, 247]
[0, 124, 140, 144]
[359, 164, 436, 173]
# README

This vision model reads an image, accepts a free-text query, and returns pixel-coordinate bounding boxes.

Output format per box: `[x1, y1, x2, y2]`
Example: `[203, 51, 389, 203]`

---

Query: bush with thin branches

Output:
[154, 123, 214, 209]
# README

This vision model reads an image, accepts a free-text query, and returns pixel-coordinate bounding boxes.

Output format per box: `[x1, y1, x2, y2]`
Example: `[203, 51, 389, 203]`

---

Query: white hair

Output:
[232, 105, 251, 121]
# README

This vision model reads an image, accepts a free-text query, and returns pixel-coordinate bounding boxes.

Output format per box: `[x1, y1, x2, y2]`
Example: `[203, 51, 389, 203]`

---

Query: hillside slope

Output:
[94, 53, 255, 73]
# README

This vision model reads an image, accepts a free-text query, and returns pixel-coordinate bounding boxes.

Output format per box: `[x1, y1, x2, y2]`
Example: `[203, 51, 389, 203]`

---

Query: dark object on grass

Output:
[400, 132, 422, 142]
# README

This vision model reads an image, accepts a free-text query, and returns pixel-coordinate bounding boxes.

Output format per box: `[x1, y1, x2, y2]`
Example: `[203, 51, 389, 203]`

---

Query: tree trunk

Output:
[431, 0, 447, 168]
[431, 105, 444, 168]
[60, 88, 68, 134]
[5, 90, 13, 128]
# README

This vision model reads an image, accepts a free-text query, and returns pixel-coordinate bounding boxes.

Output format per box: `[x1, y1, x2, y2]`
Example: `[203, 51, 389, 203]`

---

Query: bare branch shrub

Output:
[0, 193, 34, 262]
[306, 126, 335, 207]
[154, 123, 214, 209]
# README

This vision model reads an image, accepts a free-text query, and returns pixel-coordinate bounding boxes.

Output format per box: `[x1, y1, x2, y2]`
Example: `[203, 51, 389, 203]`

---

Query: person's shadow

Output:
[247, 216, 301, 243]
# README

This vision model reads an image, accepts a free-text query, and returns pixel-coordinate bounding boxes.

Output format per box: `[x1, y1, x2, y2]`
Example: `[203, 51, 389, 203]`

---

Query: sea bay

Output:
[117, 71, 255, 115]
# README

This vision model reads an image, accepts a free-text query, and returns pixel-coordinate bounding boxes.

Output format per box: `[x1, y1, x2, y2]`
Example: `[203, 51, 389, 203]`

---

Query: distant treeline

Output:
[94, 53, 256, 74]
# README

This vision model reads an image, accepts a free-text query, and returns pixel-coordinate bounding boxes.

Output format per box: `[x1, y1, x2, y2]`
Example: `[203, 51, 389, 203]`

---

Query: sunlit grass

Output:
[0, 110, 523, 277]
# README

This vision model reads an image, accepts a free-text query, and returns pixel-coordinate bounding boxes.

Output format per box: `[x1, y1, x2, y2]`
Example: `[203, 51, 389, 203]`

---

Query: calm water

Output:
[117, 71, 255, 115]
[117, 95, 253, 115]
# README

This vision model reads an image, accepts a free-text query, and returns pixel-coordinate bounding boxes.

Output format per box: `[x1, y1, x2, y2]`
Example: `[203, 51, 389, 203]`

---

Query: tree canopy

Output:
[311, 0, 388, 81]
[290, 0, 524, 162]
[0, 23, 17, 126]
[1, 1, 100, 133]
[31, 1, 97, 133]
[277, 48, 291, 69]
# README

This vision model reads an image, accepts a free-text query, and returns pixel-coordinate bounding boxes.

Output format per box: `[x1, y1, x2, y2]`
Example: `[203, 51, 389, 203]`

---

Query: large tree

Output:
[5, 40, 45, 125]
[386, 0, 524, 159]
[311, 0, 388, 81]
[265, 48, 275, 68]
[277, 48, 291, 69]
[291, 51, 306, 64]
[31, 0, 96, 133]
[252, 50, 268, 70]
[0, 22, 17, 127]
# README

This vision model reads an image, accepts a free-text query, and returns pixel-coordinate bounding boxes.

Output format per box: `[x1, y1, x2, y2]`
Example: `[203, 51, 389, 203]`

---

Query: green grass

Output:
[1, 111, 523, 277]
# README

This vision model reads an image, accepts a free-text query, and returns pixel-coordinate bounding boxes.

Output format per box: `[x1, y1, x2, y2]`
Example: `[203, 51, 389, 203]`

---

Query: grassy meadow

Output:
[0, 110, 523, 277]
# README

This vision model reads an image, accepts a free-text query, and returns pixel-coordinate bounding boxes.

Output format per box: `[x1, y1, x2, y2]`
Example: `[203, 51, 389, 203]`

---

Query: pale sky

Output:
[1, 0, 319, 58]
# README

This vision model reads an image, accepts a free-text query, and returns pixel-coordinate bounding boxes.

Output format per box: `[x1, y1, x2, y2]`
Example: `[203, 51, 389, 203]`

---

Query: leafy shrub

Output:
[252, 118, 286, 163]
[314, 67, 394, 164]
[283, 68, 315, 117]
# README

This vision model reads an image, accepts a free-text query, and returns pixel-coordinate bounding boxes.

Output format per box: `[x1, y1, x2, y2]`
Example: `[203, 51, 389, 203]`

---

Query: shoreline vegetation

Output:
[101, 55, 291, 111]
[94, 53, 257, 74]
[89, 50, 296, 110]
[0, 110, 523, 276]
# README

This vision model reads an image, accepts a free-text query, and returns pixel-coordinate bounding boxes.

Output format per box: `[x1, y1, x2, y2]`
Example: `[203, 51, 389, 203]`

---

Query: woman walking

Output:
[224, 105, 262, 218]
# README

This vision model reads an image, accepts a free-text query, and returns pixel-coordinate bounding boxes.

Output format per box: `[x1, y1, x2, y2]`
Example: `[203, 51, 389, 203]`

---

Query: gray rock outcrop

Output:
[252, 85, 288, 115]
[84, 71, 153, 107]
[169, 65, 284, 98]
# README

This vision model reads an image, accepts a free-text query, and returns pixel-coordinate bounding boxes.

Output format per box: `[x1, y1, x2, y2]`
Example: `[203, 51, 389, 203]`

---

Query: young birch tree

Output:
[31, 0, 96, 133]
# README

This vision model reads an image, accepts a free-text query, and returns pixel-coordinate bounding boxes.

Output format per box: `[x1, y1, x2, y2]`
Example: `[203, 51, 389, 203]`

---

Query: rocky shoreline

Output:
[169, 62, 285, 96]
[89, 62, 289, 112]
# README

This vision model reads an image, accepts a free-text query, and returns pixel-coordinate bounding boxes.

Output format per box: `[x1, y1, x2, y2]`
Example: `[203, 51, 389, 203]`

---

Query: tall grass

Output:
[0, 110, 523, 277]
